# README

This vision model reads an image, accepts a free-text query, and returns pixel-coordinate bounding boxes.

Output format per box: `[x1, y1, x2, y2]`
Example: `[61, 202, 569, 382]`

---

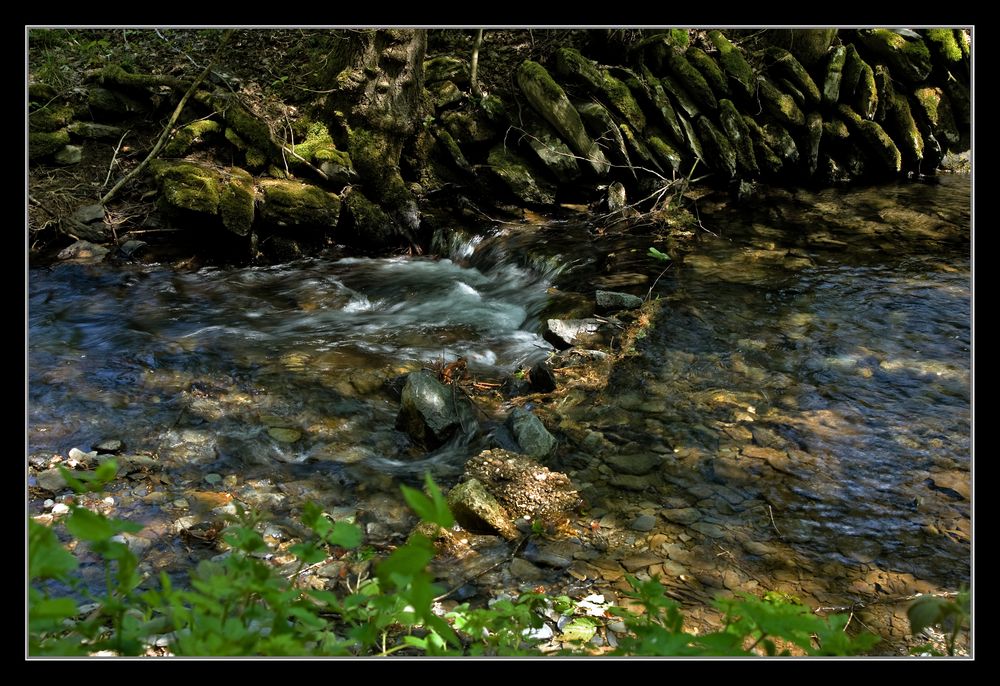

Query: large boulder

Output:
[149, 161, 256, 236]
[519, 109, 581, 183]
[853, 29, 932, 83]
[487, 144, 557, 205]
[259, 179, 341, 230]
[718, 99, 759, 176]
[516, 60, 610, 175]
[707, 30, 756, 101]
[837, 104, 902, 174]
[763, 47, 821, 106]
[395, 370, 477, 448]
[465, 449, 579, 521]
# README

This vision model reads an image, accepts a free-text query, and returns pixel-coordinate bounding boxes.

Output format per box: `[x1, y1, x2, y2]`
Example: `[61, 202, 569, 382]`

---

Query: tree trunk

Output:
[323, 29, 428, 249]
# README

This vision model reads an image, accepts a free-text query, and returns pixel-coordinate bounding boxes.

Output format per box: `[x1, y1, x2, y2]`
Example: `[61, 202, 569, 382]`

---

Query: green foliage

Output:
[648, 246, 671, 262]
[30, 467, 884, 657]
[907, 588, 970, 656]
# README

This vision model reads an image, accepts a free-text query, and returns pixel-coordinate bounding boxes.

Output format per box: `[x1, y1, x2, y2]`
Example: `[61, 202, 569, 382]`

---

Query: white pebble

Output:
[51, 503, 70, 515]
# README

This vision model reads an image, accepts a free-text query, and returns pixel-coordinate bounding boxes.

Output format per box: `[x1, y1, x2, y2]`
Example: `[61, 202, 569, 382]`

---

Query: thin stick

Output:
[768, 505, 783, 538]
[101, 130, 130, 190]
[100, 30, 233, 207]
[470, 29, 484, 98]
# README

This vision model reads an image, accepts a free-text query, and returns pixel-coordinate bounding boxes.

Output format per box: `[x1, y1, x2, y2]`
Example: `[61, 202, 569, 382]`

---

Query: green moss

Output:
[576, 101, 631, 167]
[718, 99, 759, 176]
[743, 116, 784, 175]
[487, 144, 556, 205]
[956, 29, 970, 59]
[163, 119, 221, 157]
[686, 46, 730, 98]
[760, 121, 799, 165]
[215, 94, 274, 157]
[853, 29, 932, 83]
[822, 118, 850, 141]
[660, 74, 700, 118]
[260, 179, 341, 227]
[245, 148, 268, 170]
[424, 55, 469, 84]
[821, 46, 847, 106]
[29, 129, 70, 160]
[28, 82, 58, 102]
[764, 47, 820, 106]
[667, 28, 690, 49]
[516, 60, 609, 175]
[695, 116, 736, 178]
[432, 126, 472, 174]
[924, 28, 962, 63]
[601, 72, 647, 130]
[912, 86, 961, 149]
[840, 45, 864, 101]
[440, 109, 496, 145]
[886, 92, 924, 164]
[28, 104, 74, 133]
[219, 168, 256, 236]
[429, 80, 462, 109]
[873, 64, 895, 123]
[343, 189, 395, 246]
[640, 65, 684, 144]
[756, 77, 805, 128]
[677, 114, 705, 164]
[664, 49, 717, 111]
[149, 160, 222, 214]
[349, 127, 416, 224]
[647, 134, 684, 174]
[707, 30, 756, 100]
[619, 122, 660, 172]
[555, 48, 604, 91]
[292, 121, 353, 169]
[856, 62, 878, 119]
[836, 103, 902, 173]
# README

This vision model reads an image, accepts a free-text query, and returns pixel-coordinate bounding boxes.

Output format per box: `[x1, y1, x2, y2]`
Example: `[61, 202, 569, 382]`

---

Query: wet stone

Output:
[604, 453, 662, 476]
[93, 439, 124, 455]
[523, 540, 581, 568]
[35, 468, 68, 492]
[510, 557, 546, 580]
[631, 514, 658, 531]
[689, 522, 727, 538]
[621, 552, 661, 572]
[609, 474, 653, 491]
[662, 507, 702, 525]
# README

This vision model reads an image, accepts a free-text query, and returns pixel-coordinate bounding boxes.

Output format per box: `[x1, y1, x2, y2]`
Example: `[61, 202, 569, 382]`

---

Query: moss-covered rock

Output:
[743, 116, 784, 175]
[640, 65, 685, 144]
[761, 121, 800, 166]
[487, 144, 556, 205]
[757, 77, 805, 128]
[424, 55, 470, 85]
[292, 121, 353, 168]
[87, 87, 146, 118]
[519, 110, 581, 183]
[348, 127, 419, 234]
[576, 101, 632, 171]
[66, 122, 124, 140]
[853, 29, 932, 83]
[707, 30, 756, 101]
[719, 99, 758, 176]
[765, 29, 839, 67]
[28, 128, 71, 161]
[923, 28, 963, 65]
[686, 46, 730, 98]
[821, 45, 848, 106]
[660, 74, 701, 118]
[600, 72, 647, 131]
[446, 478, 518, 540]
[942, 71, 970, 130]
[54, 145, 82, 165]
[28, 82, 58, 102]
[777, 78, 807, 110]
[677, 114, 705, 166]
[620, 123, 663, 173]
[664, 49, 717, 111]
[28, 104, 74, 133]
[822, 117, 850, 142]
[836, 103, 901, 174]
[213, 92, 276, 161]
[764, 47, 821, 107]
[804, 111, 823, 176]
[840, 45, 864, 102]
[885, 92, 924, 166]
[856, 61, 878, 120]
[150, 161, 257, 235]
[440, 109, 496, 145]
[912, 86, 961, 149]
[342, 189, 396, 248]
[259, 179, 341, 228]
[218, 168, 255, 236]
[516, 60, 610, 176]
[695, 116, 736, 178]
[431, 125, 473, 175]
[647, 133, 684, 174]
[873, 64, 895, 124]
[163, 119, 222, 157]
[555, 47, 604, 91]
[429, 80, 463, 109]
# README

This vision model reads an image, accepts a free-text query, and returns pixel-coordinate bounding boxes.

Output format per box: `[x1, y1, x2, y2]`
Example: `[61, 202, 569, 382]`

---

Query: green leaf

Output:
[289, 541, 327, 565]
[28, 519, 78, 579]
[327, 521, 362, 549]
[560, 616, 597, 643]
[65, 507, 115, 542]
[30, 596, 78, 621]
[648, 247, 671, 262]
[376, 535, 434, 587]
[908, 595, 951, 635]
[400, 473, 454, 528]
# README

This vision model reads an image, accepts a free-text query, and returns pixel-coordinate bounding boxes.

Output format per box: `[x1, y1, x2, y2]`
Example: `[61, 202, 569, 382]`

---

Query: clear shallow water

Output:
[28, 176, 971, 591]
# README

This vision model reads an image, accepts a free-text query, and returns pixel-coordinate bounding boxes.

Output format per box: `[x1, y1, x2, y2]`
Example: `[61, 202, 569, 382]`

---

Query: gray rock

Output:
[604, 453, 661, 476]
[93, 439, 123, 455]
[690, 521, 727, 538]
[72, 204, 106, 225]
[522, 540, 580, 568]
[631, 514, 658, 531]
[606, 182, 627, 213]
[68, 121, 124, 140]
[36, 468, 68, 492]
[57, 240, 109, 262]
[53, 144, 82, 165]
[446, 477, 519, 540]
[507, 407, 557, 459]
[510, 557, 545, 580]
[609, 474, 651, 491]
[396, 370, 477, 448]
[661, 507, 702, 524]
[621, 552, 661, 572]
[119, 240, 148, 257]
[544, 318, 617, 350]
[425, 56, 470, 85]
[596, 290, 643, 313]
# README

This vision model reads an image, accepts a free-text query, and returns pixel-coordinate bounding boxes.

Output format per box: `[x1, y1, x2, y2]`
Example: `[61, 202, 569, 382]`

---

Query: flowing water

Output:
[28, 177, 971, 630]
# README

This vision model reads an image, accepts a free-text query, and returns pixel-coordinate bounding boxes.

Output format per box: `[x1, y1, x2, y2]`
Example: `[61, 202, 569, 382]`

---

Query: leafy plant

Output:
[907, 588, 970, 656]
[29, 466, 884, 657]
